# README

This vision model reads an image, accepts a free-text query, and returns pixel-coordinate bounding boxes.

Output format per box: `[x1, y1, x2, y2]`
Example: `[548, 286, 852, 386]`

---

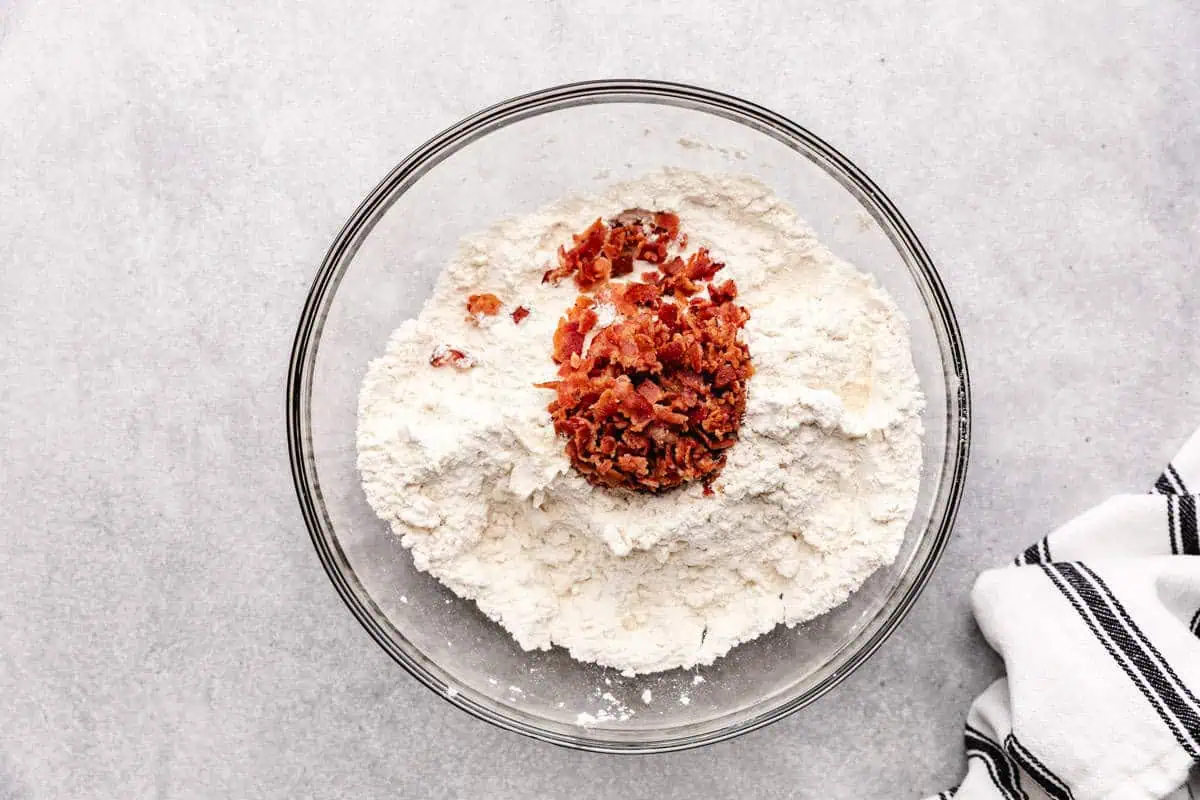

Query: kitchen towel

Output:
[930, 429, 1200, 800]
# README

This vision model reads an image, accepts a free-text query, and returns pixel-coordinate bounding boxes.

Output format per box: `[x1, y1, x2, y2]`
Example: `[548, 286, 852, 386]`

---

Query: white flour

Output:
[357, 169, 924, 675]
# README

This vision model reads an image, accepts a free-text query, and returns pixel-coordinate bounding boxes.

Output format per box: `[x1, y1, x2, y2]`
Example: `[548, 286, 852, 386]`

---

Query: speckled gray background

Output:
[2, 2, 1198, 798]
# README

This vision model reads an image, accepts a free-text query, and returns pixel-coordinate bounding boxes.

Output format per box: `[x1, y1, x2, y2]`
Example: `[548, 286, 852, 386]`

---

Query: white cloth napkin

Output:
[930, 429, 1200, 800]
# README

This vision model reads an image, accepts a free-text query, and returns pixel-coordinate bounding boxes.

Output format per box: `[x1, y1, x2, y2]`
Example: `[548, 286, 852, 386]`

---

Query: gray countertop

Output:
[2, 2, 1198, 797]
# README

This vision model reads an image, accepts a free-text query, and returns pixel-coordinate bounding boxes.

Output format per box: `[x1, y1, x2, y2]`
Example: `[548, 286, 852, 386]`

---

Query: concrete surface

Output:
[2, 1, 1198, 798]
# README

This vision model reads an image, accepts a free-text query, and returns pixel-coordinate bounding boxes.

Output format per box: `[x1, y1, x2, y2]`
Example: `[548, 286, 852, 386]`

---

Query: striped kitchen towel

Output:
[930, 428, 1200, 800]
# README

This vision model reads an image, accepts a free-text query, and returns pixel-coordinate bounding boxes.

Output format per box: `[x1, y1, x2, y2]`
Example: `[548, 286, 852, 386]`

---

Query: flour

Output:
[356, 169, 924, 675]
[576, 687, 633, 726]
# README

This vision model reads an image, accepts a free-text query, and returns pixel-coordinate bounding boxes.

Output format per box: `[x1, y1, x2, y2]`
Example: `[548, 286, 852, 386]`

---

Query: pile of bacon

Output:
[537, 210, 753, 493]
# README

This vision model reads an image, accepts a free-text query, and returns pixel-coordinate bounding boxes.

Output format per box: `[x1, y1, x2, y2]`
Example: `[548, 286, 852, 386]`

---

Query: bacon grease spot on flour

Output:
[356, 170, 924, 675]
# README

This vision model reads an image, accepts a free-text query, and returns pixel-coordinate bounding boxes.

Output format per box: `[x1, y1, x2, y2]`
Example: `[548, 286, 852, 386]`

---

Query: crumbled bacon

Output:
[552, 321, 586, 364]
[541, 209, 685, 291]
[430, 345, 475, 370]
[538, 215, 753, 493]
[543, 219, 607, 286]
[708, 279, 737, 305]
[511, 305, 531, 324]
[466, 293, 502, 317]
[653, 211, 680, 239]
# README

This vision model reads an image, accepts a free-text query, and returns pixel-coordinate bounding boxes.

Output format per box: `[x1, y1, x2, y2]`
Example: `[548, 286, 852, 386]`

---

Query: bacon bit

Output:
[612, 281, 661, 315]
[656, 248, 725, 298]
[466, 293, 502, 317]
[637, 379, 664, 403]
[713, 364, 738, 388]
[543, 219, 607, 285]
[604, 225, 637, 277]
[653, 211, 680, 239]
[578, 254, 612, 290]
[709, 279, 737, 305]
[637, 237, 668, 264]
[430, 345, 475, 370]
[623, 282, 662, 306]
[511, 305, 531, 324]
[685, 249, 721, 282]
[552, 322, 586, 364]
[617, 453, 650, 476]
[572, 296, 599, 332]
[702, 483, 715, 497]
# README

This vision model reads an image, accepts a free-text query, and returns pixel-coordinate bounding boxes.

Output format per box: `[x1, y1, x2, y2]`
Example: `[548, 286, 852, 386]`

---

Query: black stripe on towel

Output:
[1190, 607, 1200, 638]
[1075, 563, 1200, 717]
[1042, 564, 1199, 757]
[1169, 496, 1181, 555]
[1017, 538, 1052, 566]
[965, 726, 1027, 800]
[1005, 734, 1073, 800]
[1058, 563, 1200, 754]
[1170, 464, 1190, 494]
[1179, 495, 1199, 555]
[1156, 472, 1176, 495]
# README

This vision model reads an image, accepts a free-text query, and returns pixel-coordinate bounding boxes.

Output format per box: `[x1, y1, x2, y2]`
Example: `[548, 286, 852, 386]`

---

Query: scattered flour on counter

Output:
[576, 688, 634, 726]
[357, 169, 925, 675]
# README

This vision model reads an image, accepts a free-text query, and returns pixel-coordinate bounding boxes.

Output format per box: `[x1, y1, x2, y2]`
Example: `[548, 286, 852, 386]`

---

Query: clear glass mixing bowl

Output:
[287, 79, 970, 752]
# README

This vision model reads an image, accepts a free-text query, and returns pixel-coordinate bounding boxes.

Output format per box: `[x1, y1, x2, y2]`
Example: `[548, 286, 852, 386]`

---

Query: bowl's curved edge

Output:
[286, 78, 972, 753]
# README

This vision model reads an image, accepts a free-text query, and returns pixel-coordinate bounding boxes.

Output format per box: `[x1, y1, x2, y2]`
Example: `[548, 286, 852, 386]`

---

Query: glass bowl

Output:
[287, 79, 970, 752]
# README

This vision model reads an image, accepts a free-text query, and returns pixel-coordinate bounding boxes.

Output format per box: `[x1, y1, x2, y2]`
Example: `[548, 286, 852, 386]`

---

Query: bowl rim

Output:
[287, 78, 971, 753]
